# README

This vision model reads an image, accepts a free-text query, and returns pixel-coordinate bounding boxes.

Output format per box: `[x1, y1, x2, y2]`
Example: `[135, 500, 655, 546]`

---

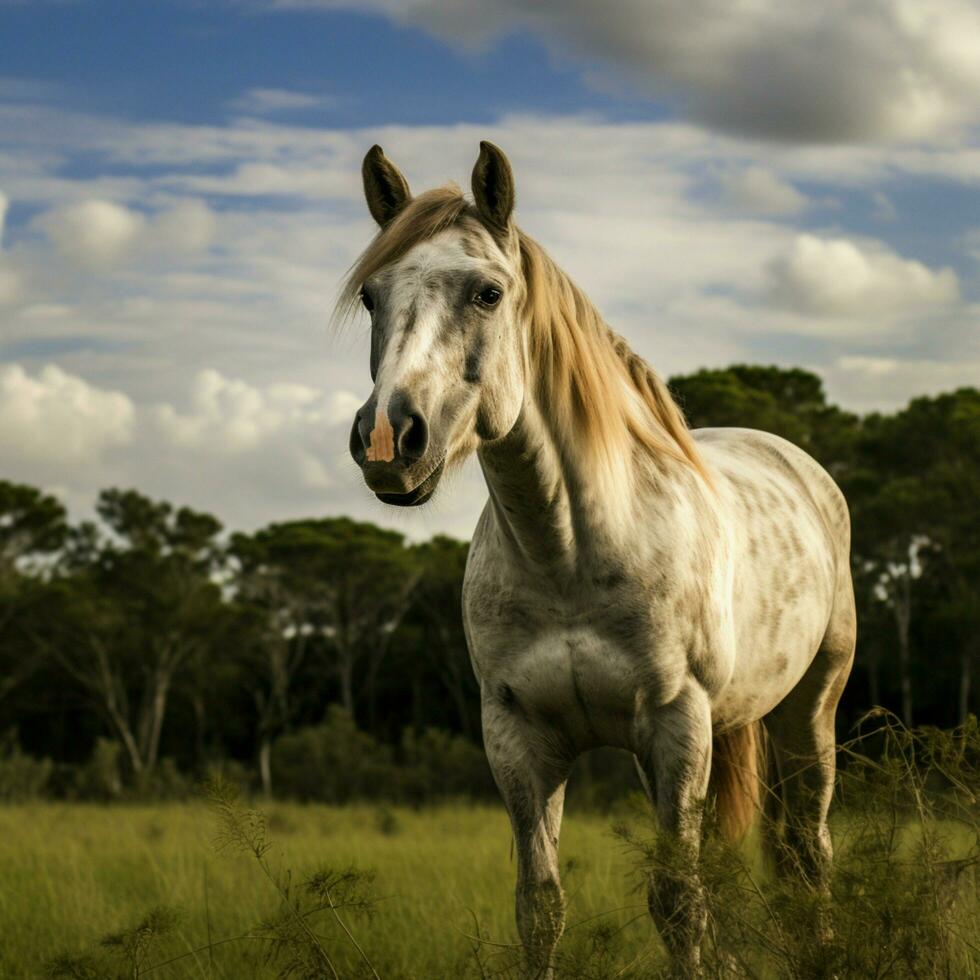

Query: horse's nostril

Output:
[349, 416, 367, 464]
[399, 412, 429, 460]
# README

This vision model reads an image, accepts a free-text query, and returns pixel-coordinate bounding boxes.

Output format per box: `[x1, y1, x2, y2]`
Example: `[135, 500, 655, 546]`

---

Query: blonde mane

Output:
[336, 186, 708, 482]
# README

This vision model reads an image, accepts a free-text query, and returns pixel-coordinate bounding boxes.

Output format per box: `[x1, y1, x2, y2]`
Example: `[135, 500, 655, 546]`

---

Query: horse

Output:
[341, 141, 856, 977]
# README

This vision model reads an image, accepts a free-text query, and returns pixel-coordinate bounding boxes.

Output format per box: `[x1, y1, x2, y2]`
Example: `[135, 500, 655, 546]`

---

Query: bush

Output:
[204, 757, 253, 798]
[271, 712, 497, 804]
[396, 726, 495, 802]
[132, 757, 193, 801]
[71, 737, 123, 800]
[0, 732, 52, 800]
[567, 746, 641, 811]
[271, 707, 393, 802]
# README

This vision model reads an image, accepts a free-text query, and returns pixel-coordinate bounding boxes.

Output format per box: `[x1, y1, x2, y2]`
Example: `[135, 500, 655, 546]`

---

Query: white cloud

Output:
[148, 199, 217, 252]
[326, 389, 363, 427]
[230, 87, 338, 115]
[154, 369, 333, 455]
[267, 0, 980, 143]
[0, 188, 18, 303]
[0, 362, 369, 531]
[172, 161, 352, 198]
[0, 363, 134, 465]
[720, 167, 808, 215]
[38, 198, 145, 270]
[837, 355, 900, 376]
[34, 197, 217, 270]
[964, 228, 980, 264]
[765, 234, 959, 317]
[827, 351, 980, 411]
[140, 370, 370, 530]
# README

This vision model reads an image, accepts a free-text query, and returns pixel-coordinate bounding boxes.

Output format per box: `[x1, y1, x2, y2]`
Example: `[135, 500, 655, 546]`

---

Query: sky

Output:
[0, 0, 978, 540]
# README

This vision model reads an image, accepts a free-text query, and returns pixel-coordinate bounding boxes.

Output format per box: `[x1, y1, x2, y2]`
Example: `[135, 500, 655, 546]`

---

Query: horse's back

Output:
[692, 427, 854, 726]
[694, 426, 850, 562]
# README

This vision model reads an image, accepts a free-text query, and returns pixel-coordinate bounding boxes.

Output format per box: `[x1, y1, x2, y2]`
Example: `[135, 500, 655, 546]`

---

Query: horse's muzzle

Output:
[373, 457, 445, 507]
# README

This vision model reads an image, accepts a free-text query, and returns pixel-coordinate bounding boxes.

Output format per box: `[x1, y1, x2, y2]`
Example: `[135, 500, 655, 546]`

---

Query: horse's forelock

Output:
[334, 185, 475, 325]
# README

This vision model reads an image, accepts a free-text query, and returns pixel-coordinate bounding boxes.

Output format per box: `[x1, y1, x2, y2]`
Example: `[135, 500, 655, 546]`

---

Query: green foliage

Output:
[670, 364, 859, 469]
[47, 906, 184, 979]
[100, 906, 185, 976]
[0, 480, 67, 571]
[270, 709, 495, 803]
[71, 737, 123, 800]
[132, 758, 193, 802]
[208, 778, 381, 979]
[47, 951, 106, 979]
[0, 732, 51, 801]
[271, 707, 394, 803]
[397, 726, 495, 802]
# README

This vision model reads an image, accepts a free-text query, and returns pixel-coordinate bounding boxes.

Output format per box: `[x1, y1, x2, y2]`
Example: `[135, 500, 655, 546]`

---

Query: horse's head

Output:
[345, 142, 526, 507]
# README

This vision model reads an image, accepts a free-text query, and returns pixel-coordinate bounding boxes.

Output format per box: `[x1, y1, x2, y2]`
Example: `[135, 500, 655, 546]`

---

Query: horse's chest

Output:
[466, 590, 686, 750]
[497, 625, 642, 749]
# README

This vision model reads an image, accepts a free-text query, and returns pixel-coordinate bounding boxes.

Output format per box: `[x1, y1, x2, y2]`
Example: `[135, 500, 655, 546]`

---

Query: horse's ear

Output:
[362, 145, 412, 227]
[471, 141, 515, 232]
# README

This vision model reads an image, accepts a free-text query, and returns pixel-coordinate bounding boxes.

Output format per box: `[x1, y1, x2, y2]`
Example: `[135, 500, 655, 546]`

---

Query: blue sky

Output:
[1, 0, 978, 534]
[1, 2, 660, 127]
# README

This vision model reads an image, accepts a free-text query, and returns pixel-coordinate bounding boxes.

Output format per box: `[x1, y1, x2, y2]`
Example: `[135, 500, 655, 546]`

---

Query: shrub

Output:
[71, 738, 123, 801]
[132, 758, 193, 801]
[396, 726, 496, 802]
[204, 757, 252, 797]
[567, 746, 641, 811]
[271, 707, 392, 802]
[0, 731, 52, 801]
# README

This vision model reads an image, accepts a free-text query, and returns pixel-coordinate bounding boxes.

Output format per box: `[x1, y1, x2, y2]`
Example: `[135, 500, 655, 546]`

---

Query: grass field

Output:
[0, 800, 657, 979]
[1, 776, 978, 979]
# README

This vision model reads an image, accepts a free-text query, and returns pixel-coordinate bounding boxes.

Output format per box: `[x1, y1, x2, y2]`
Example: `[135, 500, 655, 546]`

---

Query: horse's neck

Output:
[477, 393, 644, 576]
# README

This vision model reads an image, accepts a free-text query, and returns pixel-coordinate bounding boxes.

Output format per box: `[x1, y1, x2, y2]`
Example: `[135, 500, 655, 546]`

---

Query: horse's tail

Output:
[710, 721, 769, 841]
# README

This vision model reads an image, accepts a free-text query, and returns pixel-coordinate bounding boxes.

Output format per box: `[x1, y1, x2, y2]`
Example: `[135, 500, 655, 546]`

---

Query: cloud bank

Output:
[0, 97, 976, 534]
[766, 235, 960, 317]
[266, 0, 980, 143]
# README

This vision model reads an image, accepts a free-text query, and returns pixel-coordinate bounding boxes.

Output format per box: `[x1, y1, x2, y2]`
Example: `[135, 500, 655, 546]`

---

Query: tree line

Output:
[0, 364, 977, 797]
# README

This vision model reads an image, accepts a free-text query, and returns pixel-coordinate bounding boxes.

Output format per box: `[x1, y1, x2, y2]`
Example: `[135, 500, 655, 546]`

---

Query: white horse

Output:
[342, 142, 855, 977]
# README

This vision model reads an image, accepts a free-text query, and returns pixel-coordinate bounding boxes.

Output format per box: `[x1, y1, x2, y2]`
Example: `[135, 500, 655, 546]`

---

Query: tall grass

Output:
[615, 711, 980, 979]
[0, 713, 976, 978]
[0, 800, 650, 978]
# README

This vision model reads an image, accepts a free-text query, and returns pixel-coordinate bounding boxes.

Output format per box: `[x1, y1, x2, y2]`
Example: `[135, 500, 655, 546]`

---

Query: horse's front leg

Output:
[634, 679, 712, 978]
[482, 696, 572, 980]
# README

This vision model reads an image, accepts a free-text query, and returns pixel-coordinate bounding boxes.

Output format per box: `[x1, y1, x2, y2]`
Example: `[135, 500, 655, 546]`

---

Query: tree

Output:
[411, 536, 477, 737]
[230, 517, 419, 792]
[46, 489, 227, 777]
[0, 481, 67, 705]
[854, 390, 980, 724]
[228, 530, 316, 796]
[244, 519, 419, 714]
[0, 480, 67, 574]
[670, 364, 859, 474]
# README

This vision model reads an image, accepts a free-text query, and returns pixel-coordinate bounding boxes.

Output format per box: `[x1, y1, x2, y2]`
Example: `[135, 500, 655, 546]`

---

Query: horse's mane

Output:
[335, 186, 708, 483]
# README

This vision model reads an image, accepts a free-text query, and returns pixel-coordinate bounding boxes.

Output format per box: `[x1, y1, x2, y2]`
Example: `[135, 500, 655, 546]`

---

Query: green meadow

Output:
[2, 739, 979, 980]
[0, 801, 654, 979]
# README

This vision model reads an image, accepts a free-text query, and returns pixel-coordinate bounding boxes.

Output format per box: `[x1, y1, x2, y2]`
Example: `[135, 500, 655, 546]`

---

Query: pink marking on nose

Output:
[365, 407, 395, 463]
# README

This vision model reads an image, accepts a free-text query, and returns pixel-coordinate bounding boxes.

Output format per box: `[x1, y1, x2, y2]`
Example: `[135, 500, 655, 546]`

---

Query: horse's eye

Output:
[360, 289, 375, 313]
[475, 286, 502, 308]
